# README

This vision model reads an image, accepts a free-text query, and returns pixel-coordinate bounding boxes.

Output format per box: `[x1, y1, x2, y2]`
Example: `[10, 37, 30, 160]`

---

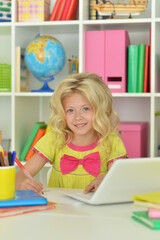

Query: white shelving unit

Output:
[0, 0, 159, 184]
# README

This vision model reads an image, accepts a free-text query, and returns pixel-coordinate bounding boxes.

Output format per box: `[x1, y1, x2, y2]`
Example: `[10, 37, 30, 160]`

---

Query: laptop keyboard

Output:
[63, 189, 94, 200]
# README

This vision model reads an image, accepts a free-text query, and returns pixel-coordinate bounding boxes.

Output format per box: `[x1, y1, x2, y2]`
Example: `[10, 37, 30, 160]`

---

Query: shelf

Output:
[83, 18, 152, 25]
[113, 93, 152, 98]
[14, 92, 53, 97]
[15, 20, 80, 27]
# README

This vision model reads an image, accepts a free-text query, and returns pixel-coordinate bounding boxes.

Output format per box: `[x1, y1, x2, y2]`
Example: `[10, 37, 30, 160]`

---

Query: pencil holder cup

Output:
[0, 166, 15, 200]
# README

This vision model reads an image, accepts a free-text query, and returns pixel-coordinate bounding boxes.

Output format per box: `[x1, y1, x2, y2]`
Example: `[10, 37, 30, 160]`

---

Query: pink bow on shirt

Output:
[60, 152, 101, 177]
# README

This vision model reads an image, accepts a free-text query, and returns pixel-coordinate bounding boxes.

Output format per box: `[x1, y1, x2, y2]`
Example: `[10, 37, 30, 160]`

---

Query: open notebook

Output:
[61, 158, 160, 205]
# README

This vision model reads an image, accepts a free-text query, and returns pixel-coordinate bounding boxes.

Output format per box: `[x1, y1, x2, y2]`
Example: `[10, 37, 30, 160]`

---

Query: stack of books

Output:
[131, 192, 160, 229]
[127, 43, 151, 93]
[0, 190, 55, 218]
[19, 121, 47, 161]
[49, 0, 79, 21]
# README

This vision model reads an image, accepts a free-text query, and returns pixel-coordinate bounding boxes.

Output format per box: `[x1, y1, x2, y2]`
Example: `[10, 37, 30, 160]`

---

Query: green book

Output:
[19, 122, 47, 161]
[132, 211, 160, 229]
[138, 44, 146, 93]
[127, 45, 139, 93]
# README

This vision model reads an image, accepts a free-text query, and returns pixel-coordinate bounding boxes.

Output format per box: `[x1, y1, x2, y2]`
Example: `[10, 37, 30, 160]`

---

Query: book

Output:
[19, 121, 46, 161]
[133, 200, 160, 210]
[65, 0, 79, 20]
[0, 202, 56, 218]
[61, 0, 72, 20]
[132, 191, 160, 209]
[148, 208, 160, 218]
[49, 0, 61, 21]
[132, 211, 160, 229]
[0, 190, 48, 207]
[25, 127, 46, 161]
[127, 45, 139, 93]
[15, 46, 30, 92]
[55, 0, 66, 21]
[149, 28, 151, 92]
[137, 44, 146, 93]
[143, 45, 150, 93]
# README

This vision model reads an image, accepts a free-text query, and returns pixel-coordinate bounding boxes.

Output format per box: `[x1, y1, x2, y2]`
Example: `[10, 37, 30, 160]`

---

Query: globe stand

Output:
[31, 75, 54, 92]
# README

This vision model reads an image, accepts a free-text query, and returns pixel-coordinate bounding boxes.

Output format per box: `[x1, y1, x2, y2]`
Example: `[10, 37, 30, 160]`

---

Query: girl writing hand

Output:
[16, 73, 127, 192]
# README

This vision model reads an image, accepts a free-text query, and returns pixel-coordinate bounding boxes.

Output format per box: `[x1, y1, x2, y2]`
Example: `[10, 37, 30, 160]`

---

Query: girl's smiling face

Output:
[63, 92, 96, 143]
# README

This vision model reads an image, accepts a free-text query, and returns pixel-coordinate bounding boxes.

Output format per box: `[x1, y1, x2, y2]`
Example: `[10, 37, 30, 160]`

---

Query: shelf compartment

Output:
[15, 24, 79, 92]
[0, 26, 11, 65]
[83, 0, 152, 20]
[15, 95, 51, 157]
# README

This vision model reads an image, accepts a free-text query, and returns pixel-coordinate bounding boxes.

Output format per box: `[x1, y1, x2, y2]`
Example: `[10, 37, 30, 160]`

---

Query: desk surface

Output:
[1, 188, 160, 240]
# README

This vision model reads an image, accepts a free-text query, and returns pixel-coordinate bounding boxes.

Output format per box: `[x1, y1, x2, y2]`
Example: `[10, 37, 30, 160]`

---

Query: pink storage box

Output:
[119, 122, 148, 158]
[17, 0, 50, 22]
[85, 30, 130, 93]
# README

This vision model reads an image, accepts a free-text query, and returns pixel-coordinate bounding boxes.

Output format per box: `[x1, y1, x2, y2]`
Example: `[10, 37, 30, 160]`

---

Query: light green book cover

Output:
[138, 44, 146, 93]
[127, 45, 139, 93]
[132, 211, 160, 229]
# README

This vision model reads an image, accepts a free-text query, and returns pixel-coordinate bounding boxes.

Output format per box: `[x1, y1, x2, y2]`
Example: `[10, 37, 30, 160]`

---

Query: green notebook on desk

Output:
[132, 211, 160, 230]
[0, 190, 48, 207]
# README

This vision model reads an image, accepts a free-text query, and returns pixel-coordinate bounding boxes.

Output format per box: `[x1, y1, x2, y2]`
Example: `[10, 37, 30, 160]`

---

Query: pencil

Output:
[15, 157, 33, 180]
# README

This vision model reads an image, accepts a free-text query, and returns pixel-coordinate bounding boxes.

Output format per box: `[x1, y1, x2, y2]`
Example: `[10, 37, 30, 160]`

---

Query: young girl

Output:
[16, 72, 127, 193]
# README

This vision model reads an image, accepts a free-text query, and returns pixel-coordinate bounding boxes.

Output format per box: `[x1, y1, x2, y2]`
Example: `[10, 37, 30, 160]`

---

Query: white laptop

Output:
[60, 158, 160, 205]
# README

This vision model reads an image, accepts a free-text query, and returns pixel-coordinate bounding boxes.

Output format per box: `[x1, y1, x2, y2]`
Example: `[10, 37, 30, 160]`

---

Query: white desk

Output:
[1, 188, 160, 240]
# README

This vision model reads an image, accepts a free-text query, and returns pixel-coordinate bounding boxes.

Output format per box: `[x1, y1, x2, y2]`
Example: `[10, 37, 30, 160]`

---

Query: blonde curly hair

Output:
[49, 72, 120, 146]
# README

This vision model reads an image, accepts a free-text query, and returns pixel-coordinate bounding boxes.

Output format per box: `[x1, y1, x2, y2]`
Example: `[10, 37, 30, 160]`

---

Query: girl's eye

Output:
[83, 107, 89, 112]
[66, 109, 73, 113]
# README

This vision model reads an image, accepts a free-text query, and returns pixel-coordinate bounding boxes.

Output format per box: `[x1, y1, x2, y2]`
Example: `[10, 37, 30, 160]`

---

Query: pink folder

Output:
[85, 31, 105, 80]
[104, 30, 130, 93]
[85, 30, 130, 93]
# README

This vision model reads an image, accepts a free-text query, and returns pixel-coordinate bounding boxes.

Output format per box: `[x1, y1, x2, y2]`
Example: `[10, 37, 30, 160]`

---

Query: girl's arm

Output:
[15, 153, 47, 193]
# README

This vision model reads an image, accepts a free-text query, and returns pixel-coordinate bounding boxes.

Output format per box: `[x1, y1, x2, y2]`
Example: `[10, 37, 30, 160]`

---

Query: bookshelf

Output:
[0, 0, 159, 183]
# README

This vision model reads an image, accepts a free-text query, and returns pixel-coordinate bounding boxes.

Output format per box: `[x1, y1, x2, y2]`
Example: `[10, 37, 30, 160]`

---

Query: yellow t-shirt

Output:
[33, 130, 127, 189]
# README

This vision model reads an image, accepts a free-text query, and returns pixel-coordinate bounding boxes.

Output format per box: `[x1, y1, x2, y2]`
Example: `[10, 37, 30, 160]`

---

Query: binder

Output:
[127, 45, 139, 93]
[85, 30, 105, 80]
[143, 45, 150, 93]
[104, 30, 130, 93]
[65, 0, 79, 20]
[61, 0, 71, 20]
[49, 0, 61, 21]
[138, 44, 146, 93]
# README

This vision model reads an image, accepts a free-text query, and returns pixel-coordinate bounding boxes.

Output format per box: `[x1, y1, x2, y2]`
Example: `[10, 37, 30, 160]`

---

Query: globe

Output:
[24, 35, 66, 92]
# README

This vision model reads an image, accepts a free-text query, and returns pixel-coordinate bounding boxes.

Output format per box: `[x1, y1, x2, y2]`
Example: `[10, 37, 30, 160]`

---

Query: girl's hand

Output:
[18, 178, 43, 193]
[84, 174, 106, 194]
